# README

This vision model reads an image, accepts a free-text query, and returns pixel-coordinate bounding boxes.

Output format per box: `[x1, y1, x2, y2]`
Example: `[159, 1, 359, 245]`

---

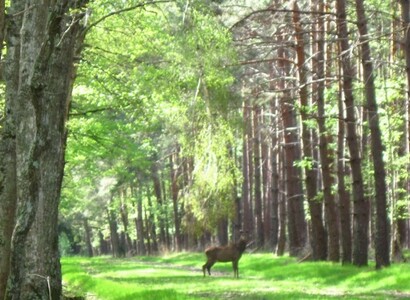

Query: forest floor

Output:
[62, 253, 410, 299]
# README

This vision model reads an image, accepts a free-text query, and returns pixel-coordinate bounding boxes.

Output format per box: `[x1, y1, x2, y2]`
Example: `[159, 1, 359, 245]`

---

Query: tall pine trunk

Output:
[400, 0, 410, 253]
[336, 0, 369, 266]
[314, 0, 340, 262]
[278, 34, 307, 256]
[253, 104, 264, 247]
[242, 98, 253, 235]
[293, 3, 327, 260]
[337, 64, 352, 264]
[354, 0, 390, 269]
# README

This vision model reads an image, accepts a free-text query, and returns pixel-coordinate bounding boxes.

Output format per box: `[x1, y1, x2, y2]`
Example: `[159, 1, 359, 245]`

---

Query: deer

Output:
[202, 236, 248, 278]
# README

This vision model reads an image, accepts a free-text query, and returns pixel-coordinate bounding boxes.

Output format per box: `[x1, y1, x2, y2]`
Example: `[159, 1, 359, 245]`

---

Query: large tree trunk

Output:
[336, 0, 369, 267]
[119, 190, 133, 253]
[293, 2, 327, 260]
[242, 98, 253, 235]
[261, 107, 273, 249]
[276, 142, 287, 256]
[400, 0, 410, 255]
[253, 104, 264, 248]
[151, 159, 167, 250]
[354, 0, 390, 269]
[170, 150, 182, 251]
[2, 2, 88, 298]
[83, 218, 94, 257]
[0, 2, 22, 297]
[338, 70, 352, 264]
[134, 187, 146, 256]
[146, 192, 159, 253]
[278, 34, 307, 256]
[314, 0, 340, 262]
[270, 100, 280, 251]
[107, 205, 123, 258]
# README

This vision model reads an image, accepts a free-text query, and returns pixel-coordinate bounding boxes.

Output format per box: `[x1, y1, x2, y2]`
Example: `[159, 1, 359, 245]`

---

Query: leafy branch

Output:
[83, 0, 175, 35]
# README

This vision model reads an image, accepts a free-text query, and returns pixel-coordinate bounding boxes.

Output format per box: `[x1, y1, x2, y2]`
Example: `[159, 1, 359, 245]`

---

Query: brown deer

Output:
[202, 237, 247, 278]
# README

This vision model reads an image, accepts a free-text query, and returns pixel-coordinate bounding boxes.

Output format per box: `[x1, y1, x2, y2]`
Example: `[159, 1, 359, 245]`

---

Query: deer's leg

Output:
[206, 261, 215, 275]
[232, 260, 239, 278]
[203, 260, 215, 276]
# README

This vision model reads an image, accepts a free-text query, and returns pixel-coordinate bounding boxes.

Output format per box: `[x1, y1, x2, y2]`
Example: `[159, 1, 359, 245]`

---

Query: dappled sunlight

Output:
[62, 254, 410, 299]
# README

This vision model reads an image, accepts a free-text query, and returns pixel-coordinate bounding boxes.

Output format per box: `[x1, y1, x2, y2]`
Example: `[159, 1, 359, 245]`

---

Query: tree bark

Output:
[336, 0, 369, 266]
[0, 2, 22, 297]
[293, 2, 327, 260]
[253, 104, 264, 247]
[337, 67, 352, 264]
[83, 218, 93, 257]
[314, 0, 340, 262]
[107, 205, 122, 258]
[242, 98, 253, 235]
[2, 2, 89, 298]
[278, 33, 307, 256]
[354, 0, 390, 269]
[151, 159, 167, 250]
[170, 150, 182, 251]
[399, 0, 410, 256]
[276, 142, 287, 256]
[134, 187, 146, 256]
[261, 107, 273, 249]
[270, 100, 280, 251]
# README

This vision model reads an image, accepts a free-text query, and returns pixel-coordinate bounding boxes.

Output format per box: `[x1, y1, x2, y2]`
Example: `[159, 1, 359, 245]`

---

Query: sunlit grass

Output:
[62, 253, 410, 299]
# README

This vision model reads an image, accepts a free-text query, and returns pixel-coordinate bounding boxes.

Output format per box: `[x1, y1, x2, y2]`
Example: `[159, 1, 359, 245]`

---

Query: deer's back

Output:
[205, 245, 242, 262]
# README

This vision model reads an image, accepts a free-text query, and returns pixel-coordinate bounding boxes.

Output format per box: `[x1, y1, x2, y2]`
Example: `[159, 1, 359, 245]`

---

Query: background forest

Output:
[61, 0, 408, 264]
[1, 0, 410, 298]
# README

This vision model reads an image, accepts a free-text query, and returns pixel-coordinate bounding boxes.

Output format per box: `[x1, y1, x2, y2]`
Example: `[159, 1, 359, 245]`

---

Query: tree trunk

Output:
[83, 218, 94, 257]
[170, 150, 182, 251]
[98, 231, 110, 255]
[242, 98, 253, 235]
[270, 100, 280, 251]
[147, 192, 159, 253]
[262, 108, 273, 249]
[134, 188, 146, 256]
[293, 2, 327, 260]
[276, 143, 287, 256]
[253, 104, 264, 248]
[336, 0, 369, 267]
[151, 159, 167, 250]
[217, 217, 228, 246]
[278, 34, 307, 256]
[338, 69, 352, 264]
[354, 0, 390, 269]
[0, 128, 17, 299]
[0, 2, 23, 297]
[314, 0, 340, 262]
[400, 0, 410, 256]
[2, 2, 89, 298]
[108, 206, 122, 258]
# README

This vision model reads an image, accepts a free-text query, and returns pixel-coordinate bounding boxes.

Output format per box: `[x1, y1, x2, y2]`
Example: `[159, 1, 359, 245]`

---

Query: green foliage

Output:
[294, 156, 314, 171]
[61, 0, 239, 245]
[62, 254, 410, 300]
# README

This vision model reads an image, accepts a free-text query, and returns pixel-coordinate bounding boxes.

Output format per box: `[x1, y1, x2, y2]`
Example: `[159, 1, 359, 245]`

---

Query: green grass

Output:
[62, 253, 410, 299]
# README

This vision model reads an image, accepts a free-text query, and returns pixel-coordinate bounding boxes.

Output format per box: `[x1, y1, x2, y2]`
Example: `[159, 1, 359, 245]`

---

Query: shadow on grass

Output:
[62, 255, 410, 300]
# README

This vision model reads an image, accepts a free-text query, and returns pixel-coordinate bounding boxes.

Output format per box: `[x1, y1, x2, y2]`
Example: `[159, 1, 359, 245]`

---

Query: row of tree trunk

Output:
[70, 1, 408, 272]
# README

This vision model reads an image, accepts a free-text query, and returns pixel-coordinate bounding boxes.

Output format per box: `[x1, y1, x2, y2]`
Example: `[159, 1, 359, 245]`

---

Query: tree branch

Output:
[70, 107, 111, 117]
[84, 0, 175, 35]
[229, 8, 339, 31]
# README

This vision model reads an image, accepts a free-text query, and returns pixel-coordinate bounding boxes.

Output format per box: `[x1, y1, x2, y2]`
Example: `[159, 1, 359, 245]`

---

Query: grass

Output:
[62, 253, 410, 299]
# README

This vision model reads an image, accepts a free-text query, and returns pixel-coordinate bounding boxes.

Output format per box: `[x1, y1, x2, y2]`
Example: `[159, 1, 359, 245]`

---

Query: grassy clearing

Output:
[62, 253, 410, 299]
